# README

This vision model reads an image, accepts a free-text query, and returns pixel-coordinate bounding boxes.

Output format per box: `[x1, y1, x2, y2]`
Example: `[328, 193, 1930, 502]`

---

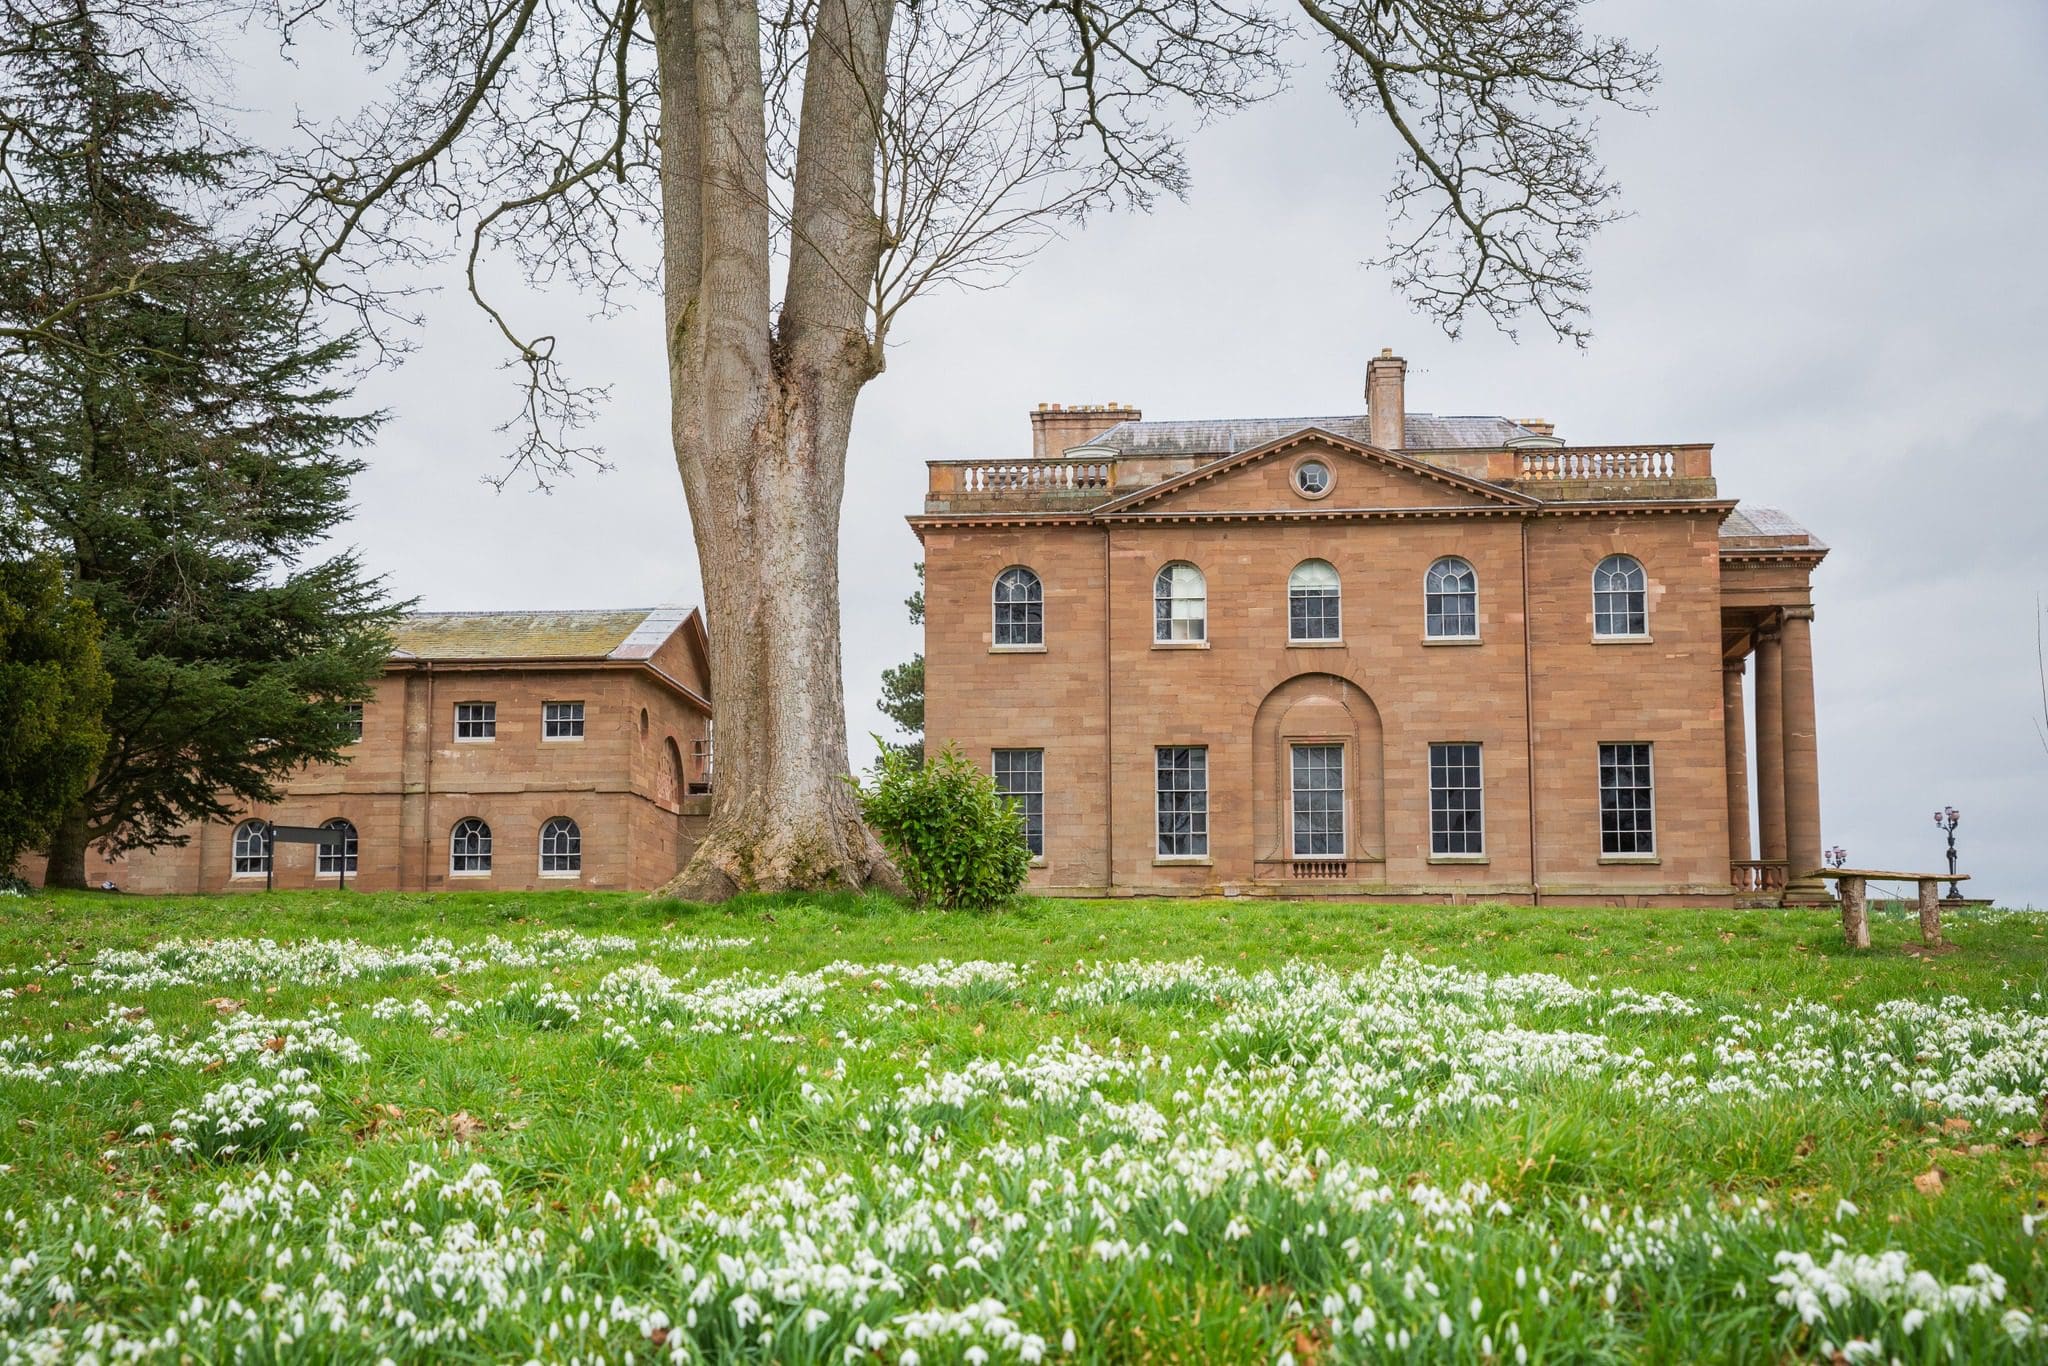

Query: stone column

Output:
[1753, 628, 1786, 867]
[1779, 606, 1828, 904]
[1723, 658, 1752, 865]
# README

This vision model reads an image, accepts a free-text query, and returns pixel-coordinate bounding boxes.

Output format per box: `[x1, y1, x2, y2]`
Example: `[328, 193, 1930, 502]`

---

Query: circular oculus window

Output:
[1293, 459, 1332, 498]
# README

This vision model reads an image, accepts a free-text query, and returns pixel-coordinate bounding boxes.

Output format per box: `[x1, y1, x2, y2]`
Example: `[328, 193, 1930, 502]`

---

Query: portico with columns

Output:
[1720, 508, 1831, 904]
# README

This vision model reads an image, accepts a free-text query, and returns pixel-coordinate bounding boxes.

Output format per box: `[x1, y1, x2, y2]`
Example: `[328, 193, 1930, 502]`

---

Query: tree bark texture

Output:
[42, 806, 90, 889]
[648, 0, 904, 900]
[1838, 876, 1868, 950]
[1917, 879, 1942, 948]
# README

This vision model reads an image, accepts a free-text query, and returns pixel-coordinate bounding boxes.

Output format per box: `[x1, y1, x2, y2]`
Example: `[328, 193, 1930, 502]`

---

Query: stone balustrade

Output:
[1515, 446, 1693, 481]
[1731, 859, 1788, 893]
[923, 443, 1715, 513]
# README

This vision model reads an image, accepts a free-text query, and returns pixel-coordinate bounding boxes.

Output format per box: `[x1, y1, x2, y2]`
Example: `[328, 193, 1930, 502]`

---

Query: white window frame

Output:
[231, 820, 270, 877]
[1597, 742, 1657, 858]
[1288, 742, 1347, 859]
[1152, 562, 1207, 643]
[539, 816, 582, 876]
[1292, 458, 1333, 498]
[1424, 557, 1480, 640]
[341, 702, 365, 744]
[543, 700, 585, 741]
[992, 566, 1044, 649]
[454, 701, 497, 741]
[450, 817, 493, 875]
[1287, 560, 1342, 643]
[1592, 555, 1649, 640]
[316, 818, 358, 876]
[1428, 743, 1486, 857]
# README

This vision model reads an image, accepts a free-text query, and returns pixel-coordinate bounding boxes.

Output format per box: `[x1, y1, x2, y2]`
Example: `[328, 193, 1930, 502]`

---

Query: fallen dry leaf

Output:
[445, 1111, 484, 1144]
[263, 1037, 287, 1053]
[204, 997, 243, 1015]
[1912, 1167, 1946, 1197]
[1941, 1116, 1973, 1136]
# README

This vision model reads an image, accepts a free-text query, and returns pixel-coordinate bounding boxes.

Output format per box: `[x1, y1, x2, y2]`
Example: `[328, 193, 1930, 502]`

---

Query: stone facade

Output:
[917, 352, 1829, 907]
[43, 608, 714, 894]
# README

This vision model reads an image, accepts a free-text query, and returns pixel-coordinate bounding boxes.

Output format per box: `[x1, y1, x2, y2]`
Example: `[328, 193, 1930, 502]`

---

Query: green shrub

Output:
[855, 742, 1031, 909]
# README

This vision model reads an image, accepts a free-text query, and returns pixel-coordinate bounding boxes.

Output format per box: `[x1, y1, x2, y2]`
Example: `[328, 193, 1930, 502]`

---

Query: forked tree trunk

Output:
[42, 806, 90, 890]
[656, 418, 899, 899]
[648, 0, 903, 900]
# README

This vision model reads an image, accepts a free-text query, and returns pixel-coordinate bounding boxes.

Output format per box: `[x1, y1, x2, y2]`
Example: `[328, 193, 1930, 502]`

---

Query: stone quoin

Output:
[915, 350, 1829, 907]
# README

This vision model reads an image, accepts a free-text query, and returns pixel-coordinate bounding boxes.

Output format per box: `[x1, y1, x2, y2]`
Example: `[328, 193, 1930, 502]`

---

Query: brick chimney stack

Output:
[1366, 348, 1406, 450]
[1029, 402, 1140, 459]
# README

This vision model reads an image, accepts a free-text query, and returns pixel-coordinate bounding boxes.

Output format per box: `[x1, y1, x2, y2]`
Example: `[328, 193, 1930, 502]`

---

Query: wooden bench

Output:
[1818, 869, 1968, 949]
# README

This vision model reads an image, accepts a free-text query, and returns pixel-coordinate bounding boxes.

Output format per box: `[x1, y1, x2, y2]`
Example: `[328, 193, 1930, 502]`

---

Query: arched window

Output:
[539, 817, 582, 875]
[232, 820, 270, 876]
[1153, 562, 1207, 642]
[1593, 555, 1648, 638]
[993, 566, 1043, 647]
[1288, 560, 1341, 642]
[317, 818, 358, 876]
[1424, 557, 1479, 639]
[450, 818, 492, 874]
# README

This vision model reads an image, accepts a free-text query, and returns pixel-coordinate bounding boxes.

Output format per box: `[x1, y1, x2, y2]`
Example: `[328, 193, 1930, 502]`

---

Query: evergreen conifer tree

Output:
[0, 3, 397, 886]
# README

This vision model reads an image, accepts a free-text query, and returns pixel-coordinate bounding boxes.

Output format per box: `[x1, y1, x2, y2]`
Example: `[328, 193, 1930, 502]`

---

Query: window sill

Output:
[1287, 639, 1344, 649]
[1153, 856, 1213, 867]
[314, 872, 357, 880]
[1591, 635, 1653, 646]
[989, 644, 1047, 654]
[1027, 856, 1048, 868]
[1599, 855, 1660, 865]
[542, 736, 585, 743]
[1422, 637, 1483, 647]
[1428, 855, 1490, 865]
[230, 872, 266, 880]
[454, 737, 496, 744]
[449, 869, 492, 878]
[1151, 640, 1210, 650]
[540, 870, 582, 879]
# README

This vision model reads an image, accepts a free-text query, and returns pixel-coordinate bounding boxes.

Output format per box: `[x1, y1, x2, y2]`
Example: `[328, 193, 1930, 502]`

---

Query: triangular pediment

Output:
[1095, 428, 1535, 517]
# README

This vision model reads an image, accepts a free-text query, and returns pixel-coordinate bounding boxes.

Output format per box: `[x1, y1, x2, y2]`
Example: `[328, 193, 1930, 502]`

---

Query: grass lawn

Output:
[2, 889, 2045, 1363]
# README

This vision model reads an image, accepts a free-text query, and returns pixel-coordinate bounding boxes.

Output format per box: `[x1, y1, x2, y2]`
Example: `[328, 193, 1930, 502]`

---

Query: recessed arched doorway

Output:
[1251, 673, 1384, 879]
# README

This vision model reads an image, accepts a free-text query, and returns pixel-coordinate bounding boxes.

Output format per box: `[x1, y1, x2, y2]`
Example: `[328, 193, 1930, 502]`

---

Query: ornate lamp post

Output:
[1932, 807, 1961, 900]
[1825, 845, 1847, 869]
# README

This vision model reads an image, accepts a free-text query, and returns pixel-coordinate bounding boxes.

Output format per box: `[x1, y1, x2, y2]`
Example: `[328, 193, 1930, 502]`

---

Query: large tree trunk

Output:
[647, 0, 902, 901]
[42, 806, 90, 889]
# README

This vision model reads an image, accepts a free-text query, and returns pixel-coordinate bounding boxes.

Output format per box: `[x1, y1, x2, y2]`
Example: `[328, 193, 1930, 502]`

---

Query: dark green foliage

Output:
[877, 563, 924, 766]
[0, 7, 398, 879]
[855, 742, 1029, 910]
[0, 556, 110, 870]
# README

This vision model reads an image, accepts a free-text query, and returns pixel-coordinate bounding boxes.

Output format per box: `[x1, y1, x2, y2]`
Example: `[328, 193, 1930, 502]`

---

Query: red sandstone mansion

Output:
[50, 608, 714, 894]
[916, 351, 1829, 907]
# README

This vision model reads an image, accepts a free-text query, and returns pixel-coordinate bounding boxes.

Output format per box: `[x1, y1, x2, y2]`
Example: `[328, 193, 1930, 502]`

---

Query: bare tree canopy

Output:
[54, 0, 1656, 897]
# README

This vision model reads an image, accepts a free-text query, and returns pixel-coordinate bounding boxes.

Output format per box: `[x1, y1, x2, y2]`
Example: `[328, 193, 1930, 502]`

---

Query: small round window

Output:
[1294, 460, 1331, 497]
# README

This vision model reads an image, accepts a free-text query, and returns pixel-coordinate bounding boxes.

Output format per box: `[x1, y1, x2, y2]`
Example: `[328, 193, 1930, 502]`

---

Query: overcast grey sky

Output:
[245, 0, 2048, 904]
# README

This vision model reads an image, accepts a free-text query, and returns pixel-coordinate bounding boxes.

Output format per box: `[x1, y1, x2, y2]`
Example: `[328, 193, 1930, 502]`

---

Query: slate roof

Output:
[1720, 506, 1826, 551]
[389, 607, 697, 662]
[1077, 413, 1540, 458]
